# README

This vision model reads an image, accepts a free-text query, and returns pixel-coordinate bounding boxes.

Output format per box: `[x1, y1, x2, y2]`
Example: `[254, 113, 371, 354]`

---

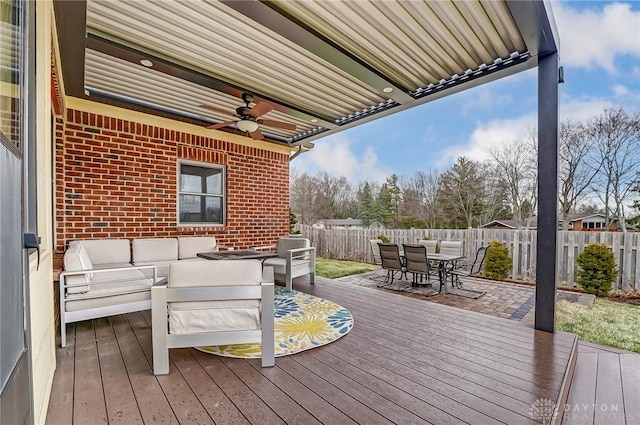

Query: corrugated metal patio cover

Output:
[56, 0, 557, 144]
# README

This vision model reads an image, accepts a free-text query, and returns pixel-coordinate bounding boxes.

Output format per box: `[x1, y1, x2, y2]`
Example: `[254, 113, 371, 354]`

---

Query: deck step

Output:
[562, 350, 640, 425]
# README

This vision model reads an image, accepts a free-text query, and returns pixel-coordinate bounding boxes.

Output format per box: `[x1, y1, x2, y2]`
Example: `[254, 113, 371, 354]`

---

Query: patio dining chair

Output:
[447, 246, 488, 289]
[402, 244, 432, 287]
[378, 243, 407, 287]
[368, 239, 383, 266]
[417, 239, 438, 254]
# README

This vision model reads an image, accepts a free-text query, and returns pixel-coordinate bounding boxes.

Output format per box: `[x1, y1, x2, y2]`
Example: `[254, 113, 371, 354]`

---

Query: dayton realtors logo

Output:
[530, 398, 624, 423]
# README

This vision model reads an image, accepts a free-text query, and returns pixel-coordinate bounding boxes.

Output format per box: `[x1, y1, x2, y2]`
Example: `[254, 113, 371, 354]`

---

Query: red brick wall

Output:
[55, 109, 290, 253]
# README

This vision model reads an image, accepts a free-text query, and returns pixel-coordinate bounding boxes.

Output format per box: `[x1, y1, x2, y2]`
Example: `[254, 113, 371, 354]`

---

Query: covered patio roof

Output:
[54, 0, 558, 146]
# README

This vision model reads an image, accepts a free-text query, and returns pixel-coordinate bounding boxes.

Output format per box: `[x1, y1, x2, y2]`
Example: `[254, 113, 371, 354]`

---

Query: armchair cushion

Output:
[276, 237, 309, 257]
[167, 260, 263, 334]
[262, 257, 312, 275]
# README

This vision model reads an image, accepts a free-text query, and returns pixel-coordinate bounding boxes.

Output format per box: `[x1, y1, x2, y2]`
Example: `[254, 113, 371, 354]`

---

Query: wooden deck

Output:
[563, 345, 640, 425]
[46, 276, 578, 425]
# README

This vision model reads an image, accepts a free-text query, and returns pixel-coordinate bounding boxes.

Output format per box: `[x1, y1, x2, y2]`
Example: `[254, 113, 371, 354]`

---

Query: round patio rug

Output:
[195, 287, 354, 358]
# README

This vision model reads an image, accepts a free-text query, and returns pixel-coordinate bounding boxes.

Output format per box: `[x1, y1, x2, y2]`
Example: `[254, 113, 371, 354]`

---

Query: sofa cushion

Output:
[63, 243, 93, 294]
[65, 291, 150, 312]
[74, 239, 131, 265]
[167, 260, 262, 334]
[275, 237, 310, 258]
[65, 269, 152, 300]
[132, 238, 178, 263]
[262, 257, 311, 276]
[177, 236, 216, 260]
[135, 260, 173, 279]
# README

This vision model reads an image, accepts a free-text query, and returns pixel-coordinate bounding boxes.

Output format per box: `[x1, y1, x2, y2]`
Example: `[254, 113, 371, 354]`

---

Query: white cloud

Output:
[553, 2, 640, 73]
[292, 136, 391, 183]
[438, 97, 619, 166]
[438, 114, 537, 165]
[559, 97, 615, 121]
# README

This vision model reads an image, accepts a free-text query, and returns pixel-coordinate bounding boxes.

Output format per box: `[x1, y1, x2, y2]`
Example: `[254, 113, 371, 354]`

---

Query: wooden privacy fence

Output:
[296, 225, 640, 291]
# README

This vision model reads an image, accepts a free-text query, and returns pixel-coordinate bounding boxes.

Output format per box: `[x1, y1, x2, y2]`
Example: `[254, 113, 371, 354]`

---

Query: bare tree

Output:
[558, 119, 599, 230]
[588, 108, 640, 231]
[477, 161, 510, 225]
[290, 169, 321, 225]
[399, 171, 442, 228]
[487, 130, 538, 227]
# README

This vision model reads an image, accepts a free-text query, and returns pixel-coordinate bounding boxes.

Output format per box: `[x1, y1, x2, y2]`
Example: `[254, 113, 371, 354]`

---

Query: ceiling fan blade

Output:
[249, 128, 264, 140]
[259, 120, 297, 131]
[206, 120, 237, 130]
[248, 101, 273, 118]
[200, 104, 235, 116]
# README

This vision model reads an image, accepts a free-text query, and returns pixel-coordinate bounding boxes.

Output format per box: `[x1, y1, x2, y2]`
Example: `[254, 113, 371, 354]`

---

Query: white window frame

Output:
[177, 160, 226, 226]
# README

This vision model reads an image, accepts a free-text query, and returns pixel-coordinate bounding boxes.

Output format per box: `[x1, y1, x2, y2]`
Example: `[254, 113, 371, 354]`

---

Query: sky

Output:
[293, 1, 640, 184]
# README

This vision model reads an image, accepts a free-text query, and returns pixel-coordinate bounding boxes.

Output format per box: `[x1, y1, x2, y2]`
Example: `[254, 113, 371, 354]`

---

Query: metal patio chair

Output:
[378, 243, 407, 287]
[402, 244, 432, 287]
[447, 246, 488, 289]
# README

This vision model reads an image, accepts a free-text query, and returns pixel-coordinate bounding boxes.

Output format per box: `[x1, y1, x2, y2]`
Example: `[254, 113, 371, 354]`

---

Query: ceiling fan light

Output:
[236, 119, 259, 133]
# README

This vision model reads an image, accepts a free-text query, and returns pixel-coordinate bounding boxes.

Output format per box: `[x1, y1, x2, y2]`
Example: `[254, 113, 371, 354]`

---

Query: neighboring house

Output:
[313, 219, 384, 230]
[314, 218, 367, 229]
[481, 214, 637, 232]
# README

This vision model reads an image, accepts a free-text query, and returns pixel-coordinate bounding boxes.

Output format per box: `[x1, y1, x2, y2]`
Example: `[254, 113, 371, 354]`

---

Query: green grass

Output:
[316, 258, 378, 279]
[556, 299, 640, 353]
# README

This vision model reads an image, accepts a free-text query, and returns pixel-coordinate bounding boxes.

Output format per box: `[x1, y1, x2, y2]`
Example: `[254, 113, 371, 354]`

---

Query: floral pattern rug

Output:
[195, 287, 354, 358]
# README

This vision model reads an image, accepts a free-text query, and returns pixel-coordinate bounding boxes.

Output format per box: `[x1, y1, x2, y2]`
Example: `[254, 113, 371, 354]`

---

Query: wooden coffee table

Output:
[197, 250, 278, 261]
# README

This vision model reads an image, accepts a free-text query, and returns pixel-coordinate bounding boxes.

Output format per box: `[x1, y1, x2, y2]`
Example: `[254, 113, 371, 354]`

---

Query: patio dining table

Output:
[197, 249, 278, 261]
[425, 253, 466, 294]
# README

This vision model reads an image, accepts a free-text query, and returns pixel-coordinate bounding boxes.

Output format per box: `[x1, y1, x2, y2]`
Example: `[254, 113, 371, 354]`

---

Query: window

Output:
[0, 0, 23, 149]
[178, 162, 225, 225]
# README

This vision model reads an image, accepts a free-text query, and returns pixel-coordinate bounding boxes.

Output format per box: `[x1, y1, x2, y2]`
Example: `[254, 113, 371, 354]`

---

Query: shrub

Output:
[377, 235, 390, 243]
[576, 243, 618, 296]
[483, 240, 511, 280]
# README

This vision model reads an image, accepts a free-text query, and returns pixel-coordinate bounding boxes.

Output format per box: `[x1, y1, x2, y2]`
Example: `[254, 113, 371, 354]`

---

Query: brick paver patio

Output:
[337, 270, 595, 324]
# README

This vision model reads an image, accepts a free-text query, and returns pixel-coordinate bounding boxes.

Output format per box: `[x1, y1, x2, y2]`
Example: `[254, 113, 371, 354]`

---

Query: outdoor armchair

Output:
[259, 237, 316, 291]
[151, 260, 275, 375]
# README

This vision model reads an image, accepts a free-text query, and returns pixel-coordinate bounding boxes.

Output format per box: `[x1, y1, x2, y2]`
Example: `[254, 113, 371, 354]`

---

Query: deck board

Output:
[95, 317, 143, 425]
[48, 276, 578, 425]
[620, 354, 640, 425]
[72, 320, 107, 425]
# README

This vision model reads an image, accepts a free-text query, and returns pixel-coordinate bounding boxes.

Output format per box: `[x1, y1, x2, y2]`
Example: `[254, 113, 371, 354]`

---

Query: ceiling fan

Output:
[200, 93, 296, 140]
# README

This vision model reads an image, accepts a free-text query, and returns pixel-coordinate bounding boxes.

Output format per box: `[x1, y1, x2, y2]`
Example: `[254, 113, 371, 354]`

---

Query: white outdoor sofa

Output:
[152, 260, 275, 375]
[59, 236, 227, 347]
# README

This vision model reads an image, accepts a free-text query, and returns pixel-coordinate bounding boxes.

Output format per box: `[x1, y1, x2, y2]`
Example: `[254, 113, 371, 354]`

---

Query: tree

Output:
[438, 157, 486, 228]
[628, 173, 640, 227]
[399, 171, 443, 228]
[377, 174, 402, 227]
[477, 161, 511, 226]
[357, 182, 377, 227]
[558, 119, 599, 230]
[290, 169, 321, 224]
[487, 131, 538, 227]
[588, 108, 640, 231]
